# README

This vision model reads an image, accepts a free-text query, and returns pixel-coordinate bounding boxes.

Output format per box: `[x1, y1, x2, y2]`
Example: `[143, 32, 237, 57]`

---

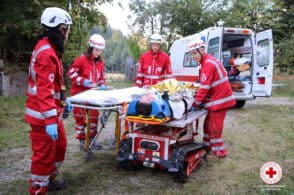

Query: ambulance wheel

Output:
[234, 100, 246, 108]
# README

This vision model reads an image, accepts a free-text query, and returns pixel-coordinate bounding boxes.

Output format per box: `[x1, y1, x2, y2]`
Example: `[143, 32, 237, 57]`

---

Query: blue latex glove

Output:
[83, 79, 91, 87]
[191, 106, 196, 111]
[99, 85, 106, 90]
[46, 124, 58, 140]
[65, 99, 73, 112]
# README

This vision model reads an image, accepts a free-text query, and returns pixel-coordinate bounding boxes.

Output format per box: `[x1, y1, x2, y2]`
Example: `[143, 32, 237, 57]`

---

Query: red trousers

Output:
[29, 122, 66, 195]
[73, 107, 99, 140]
[203, 109, 227, 157]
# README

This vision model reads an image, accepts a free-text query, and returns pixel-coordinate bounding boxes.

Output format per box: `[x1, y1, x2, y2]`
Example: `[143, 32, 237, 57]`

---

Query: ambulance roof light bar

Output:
[224, 28, 252, 35]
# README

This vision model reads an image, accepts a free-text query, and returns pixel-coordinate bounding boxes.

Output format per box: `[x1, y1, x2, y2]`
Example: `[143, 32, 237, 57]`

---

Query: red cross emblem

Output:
[260, 162, 282, 184]
[265, 167, 277, 178]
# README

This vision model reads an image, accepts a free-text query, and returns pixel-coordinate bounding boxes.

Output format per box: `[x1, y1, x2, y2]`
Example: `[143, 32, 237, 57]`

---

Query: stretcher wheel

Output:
[85, 150, 93, 161]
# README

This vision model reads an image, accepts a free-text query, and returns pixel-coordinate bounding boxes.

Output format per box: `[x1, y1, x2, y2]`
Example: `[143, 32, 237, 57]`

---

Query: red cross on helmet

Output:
[88, 34, 105, 50]
[41, 7, 72, 28]
[188, 38, 206, 52]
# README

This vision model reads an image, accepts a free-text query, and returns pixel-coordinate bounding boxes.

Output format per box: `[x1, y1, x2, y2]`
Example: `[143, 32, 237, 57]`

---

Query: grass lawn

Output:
[0, 78, 293, 194]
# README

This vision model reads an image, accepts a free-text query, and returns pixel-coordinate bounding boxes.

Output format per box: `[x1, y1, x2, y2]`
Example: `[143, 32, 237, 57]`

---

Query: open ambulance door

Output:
[207, 27, 223, 61]
[253, 29, 274, 96]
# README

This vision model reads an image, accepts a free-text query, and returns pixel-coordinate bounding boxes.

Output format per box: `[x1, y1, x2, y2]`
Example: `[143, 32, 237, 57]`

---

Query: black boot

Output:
[47, 178, 67, 191]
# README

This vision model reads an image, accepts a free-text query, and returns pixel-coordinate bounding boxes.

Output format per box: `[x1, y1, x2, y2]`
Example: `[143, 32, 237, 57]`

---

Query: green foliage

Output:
[219, 0, 276, 32]
[93, 28, 130, 73]
[0, 0, 65, 64]
[0, 0, 111, 68]
[127, 35, 144, 61]
[275, 34, 294, 73]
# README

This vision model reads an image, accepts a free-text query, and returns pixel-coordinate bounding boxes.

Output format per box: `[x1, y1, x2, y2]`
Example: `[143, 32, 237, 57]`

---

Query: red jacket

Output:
[25, 37, 64, 126]
[135, 50, 172, 87]
[195, 54, 236, 111]
[68, 54, 106, 95]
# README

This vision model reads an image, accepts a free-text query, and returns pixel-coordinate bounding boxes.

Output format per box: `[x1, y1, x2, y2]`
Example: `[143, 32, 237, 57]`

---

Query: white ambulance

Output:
[169, 27, 274, 108]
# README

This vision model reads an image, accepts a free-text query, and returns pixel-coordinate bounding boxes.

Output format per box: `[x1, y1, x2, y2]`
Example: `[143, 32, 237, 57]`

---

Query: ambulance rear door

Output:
[207, 27, 223, 61]
[253, 29, 274, 96]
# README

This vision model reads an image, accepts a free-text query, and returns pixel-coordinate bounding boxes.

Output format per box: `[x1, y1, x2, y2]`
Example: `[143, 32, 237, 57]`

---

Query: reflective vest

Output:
[135, 50, 173, 87]
[25, 37, 63, 126]
[68, 54, 106, 95]
[195, 54, 236, 111]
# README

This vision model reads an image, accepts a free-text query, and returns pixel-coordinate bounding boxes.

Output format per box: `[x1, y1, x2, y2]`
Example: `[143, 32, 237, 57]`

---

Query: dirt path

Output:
[0, 96, 292, 188]
[246, 97, 294, 106]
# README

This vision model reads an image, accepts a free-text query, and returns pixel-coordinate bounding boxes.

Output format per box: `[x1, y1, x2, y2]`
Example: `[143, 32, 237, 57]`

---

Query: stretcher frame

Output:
[70, 102, 126, 161]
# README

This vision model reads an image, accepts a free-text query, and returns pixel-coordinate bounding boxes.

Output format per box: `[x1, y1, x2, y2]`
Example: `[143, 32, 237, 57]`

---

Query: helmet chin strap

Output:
[196, 48, 203, 59]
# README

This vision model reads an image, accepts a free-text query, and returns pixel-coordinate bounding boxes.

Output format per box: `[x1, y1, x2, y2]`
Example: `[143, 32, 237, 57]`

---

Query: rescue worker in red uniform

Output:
[25, 7, 73, 194]
[189, 39, 236, 158]
[68, 34, 106, 150]
[135, 34, 173, 87]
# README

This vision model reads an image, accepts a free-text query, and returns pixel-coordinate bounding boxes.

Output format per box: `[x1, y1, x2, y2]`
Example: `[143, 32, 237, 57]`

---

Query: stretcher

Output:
[69, 86, 208, 181]
[68, 87, 146, 161]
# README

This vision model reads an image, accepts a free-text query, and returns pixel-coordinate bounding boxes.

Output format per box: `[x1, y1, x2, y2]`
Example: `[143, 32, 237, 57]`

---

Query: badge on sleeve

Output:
[201, 74, 207, 82]
[48, 73, 55, 82]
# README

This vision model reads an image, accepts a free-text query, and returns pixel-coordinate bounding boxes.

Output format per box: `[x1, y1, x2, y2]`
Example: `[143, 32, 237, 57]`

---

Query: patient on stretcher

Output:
[127, 80, 194, 120]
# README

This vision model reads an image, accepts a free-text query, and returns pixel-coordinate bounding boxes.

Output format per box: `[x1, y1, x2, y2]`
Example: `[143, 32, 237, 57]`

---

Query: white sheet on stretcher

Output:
[68, 87, 146, 107]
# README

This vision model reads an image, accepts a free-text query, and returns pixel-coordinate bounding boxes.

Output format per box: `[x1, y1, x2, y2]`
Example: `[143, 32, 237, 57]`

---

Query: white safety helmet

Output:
[88, 34, 105, 50]
[188, 38, 206, 52]
[149, 34, 162, 44]
[41, 7, 72, 28]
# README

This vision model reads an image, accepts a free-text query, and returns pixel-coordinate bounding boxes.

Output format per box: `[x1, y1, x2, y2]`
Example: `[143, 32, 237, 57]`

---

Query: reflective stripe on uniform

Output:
[76, 130, 85, 135]
[90, 123, 97, 128]
[207, 59, 225, 80]
[75, 125, 85, 130]
[144, 74, 165, 79]
[205, 95, 235, 108]
[211, 76, 228, 88]
[166, 74, 173, 78]
[27, 44, 51, 96]
[211, 145, 226, 151]
[200, 84, 210, 89]
[69, 72, 78, 79]
[76, 77, 82, 85]
[31, 174, 50, 187]
[203, 141, 211, 146]
[210, 138, 224, 144]
[136, 80, 142, 85]
[137, 73, 144, 77]
[25, 107, 57, 119]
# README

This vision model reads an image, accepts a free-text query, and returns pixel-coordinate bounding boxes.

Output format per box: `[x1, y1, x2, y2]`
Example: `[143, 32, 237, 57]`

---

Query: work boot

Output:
[90, 138, 103, 150]
[47, 179, 66, 191]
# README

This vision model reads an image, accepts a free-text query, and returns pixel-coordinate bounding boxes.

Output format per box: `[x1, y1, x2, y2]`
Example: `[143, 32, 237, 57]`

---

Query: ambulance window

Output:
[183, 52, 198, 67]
[207, 37, 220, 60]
[257, 39, 270, 66]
